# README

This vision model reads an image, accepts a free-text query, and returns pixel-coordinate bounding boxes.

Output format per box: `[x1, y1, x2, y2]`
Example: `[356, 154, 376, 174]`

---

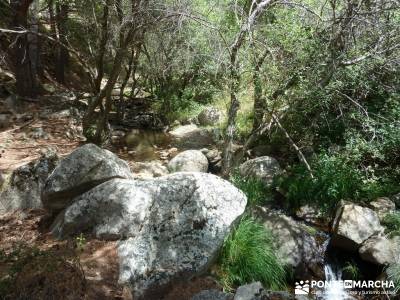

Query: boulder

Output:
[201, 148, 222, 173]
[170, 125, 214, 149]
[192, 290, 233, 300]
[255, 207, 325, 279]
[359, 235, 400, 265]
[168, 150, 209, 173]
[234, 282, 294, 300]
[239, 156, 281, 185]
[390, 193, 400, 209]
[41, 143, 133, 212]
[295, 205, 329, 227]
[130, 160, 169, 179]
[369, 197, 396, 220]
[331, 203, 384, 251]
[51, 172, 247, 299]
[0, 152, 59, 214]
[198, 107, 222, 126]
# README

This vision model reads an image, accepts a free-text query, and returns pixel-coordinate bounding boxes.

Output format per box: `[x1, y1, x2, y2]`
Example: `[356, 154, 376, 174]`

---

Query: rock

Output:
[255, 207, 325, 279]
[41, 144, 133, 212]
[192, 290, 233, 300]
[168, 150, 209, 173]
[198, 107, 222, 126]
[170, 125, 215, 149]
[234, 282, 264, 300]
[295, 205, 329, 227]
[0, 152, 59, 214]
[359, 235, 400, 265]
[201, 148, 222, 173]
[52, 172, 246, 299]
[131, 160, 169, 179]
[331, 203, 384, 251]
[369, 197, 396, 219]
[390, 193, 400, 209]
[239, 156, 281, 185]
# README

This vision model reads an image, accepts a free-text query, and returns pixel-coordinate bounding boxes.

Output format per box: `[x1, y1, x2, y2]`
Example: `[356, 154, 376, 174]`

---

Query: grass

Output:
[386, 263, 400, 294]
[342, 261, 362, 280]
[230, 171, 272, 206]
[382, 212, 400, 237]
[217, 216, 286, 292]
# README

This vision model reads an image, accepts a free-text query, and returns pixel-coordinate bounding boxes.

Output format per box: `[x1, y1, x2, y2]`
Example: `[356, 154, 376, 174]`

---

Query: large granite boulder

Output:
[168, 150, 209, 173]
[255, 207, 325, 279]
[331, 203, 384, 251]
[0, 152, 59, 214]
[41, 144, 133, 212]
[239, 157, 281, 185]
[197, 107, 222, 126]
[170, 125, 214, 149]
[51, 172, 247, 299]
[359, 235, 400, 265]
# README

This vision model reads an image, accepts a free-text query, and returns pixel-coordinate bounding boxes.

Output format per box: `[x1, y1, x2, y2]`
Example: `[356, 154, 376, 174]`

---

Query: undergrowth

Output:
[386, 263, 400, 294]
[382, 212, 400, 237]
[230, 171, 271, 206]
[217, 216, 286, 292]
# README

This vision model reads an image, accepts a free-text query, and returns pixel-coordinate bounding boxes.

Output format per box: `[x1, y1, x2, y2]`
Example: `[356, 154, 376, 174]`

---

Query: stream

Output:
[322, 263, 355, 300]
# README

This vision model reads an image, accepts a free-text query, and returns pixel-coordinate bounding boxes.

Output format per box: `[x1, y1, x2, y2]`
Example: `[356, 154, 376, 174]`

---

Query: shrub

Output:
[382, 212, 400, 237]
[276, 152, 399, 214]
[230, 172, 271, 206]
[217, 216, 286, 291]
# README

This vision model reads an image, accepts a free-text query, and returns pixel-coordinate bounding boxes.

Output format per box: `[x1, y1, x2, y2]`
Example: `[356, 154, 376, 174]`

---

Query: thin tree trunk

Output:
[55, 2, 69, 84]
[9, 0, 36, 98]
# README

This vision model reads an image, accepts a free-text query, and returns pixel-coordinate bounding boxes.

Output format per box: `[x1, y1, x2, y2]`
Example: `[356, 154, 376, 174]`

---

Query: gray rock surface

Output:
[0, 152, 59, 214]
[234, 282, 264, 300]
[255, 207, 325, 279]
[369, 197, 396, 219]
[391, 193, 400, 208]
[359, 235, 400, 265]
[51, 172, 247, 299]
[168, 150, 209, 173]
[331, 203, 384, 251]
[198, 107, 222, 126]
[131, 160, 169, 179]
[170, 125, 214, 149]
[41, 143, 133, 212]
[239, 156, 281, 185]
[192, 290, 233, 300]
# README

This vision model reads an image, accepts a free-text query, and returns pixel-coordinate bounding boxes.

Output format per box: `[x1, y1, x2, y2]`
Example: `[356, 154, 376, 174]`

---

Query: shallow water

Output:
[124, 129, 172, 161]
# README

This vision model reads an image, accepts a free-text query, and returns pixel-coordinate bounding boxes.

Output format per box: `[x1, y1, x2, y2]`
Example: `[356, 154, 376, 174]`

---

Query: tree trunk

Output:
[9, 0, 37, 98]
[55, 2, 69, 84]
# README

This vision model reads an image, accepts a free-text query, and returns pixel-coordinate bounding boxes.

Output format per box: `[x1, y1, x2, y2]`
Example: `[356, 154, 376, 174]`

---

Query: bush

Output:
[276, 152, 399, 214]
[230, 172, 271, 206]
[382, 212, 400, 237]
[217, 217, 286, 291]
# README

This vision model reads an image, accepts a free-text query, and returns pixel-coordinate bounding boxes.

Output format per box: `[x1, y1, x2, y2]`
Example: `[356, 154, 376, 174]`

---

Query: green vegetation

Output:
[386, 263, 400, 294]
[230, 172, 271, 206]
[217, 217, 286, 292]
[342, 261, 362, 280]
[382, 212, 400, 237]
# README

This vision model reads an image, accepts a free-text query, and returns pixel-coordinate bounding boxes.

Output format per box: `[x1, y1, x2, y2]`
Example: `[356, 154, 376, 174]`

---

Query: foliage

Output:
[382, 212, 400, 237]
[217, 216, 286, 292]
[342, 261, 362, 280]
[75, 233, 87, 251]
[276, 150, 399, 214]
[230, 171, 271, 206]
[386, 263, 400, 294]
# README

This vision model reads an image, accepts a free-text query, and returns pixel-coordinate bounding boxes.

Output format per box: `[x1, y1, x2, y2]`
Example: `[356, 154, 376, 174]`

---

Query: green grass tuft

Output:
[382, 212, 400, 237]
[217, 216, 286, 292]
[386, 263, 400, 294]
[230, 172, 271, 206]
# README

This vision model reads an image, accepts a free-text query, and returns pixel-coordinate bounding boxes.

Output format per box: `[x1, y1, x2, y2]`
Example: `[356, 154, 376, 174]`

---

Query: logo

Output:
[295, 280, 310, 295]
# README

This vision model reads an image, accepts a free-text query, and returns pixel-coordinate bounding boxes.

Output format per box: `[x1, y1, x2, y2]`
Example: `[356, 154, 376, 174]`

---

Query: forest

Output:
[0, 0, 399, 299]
